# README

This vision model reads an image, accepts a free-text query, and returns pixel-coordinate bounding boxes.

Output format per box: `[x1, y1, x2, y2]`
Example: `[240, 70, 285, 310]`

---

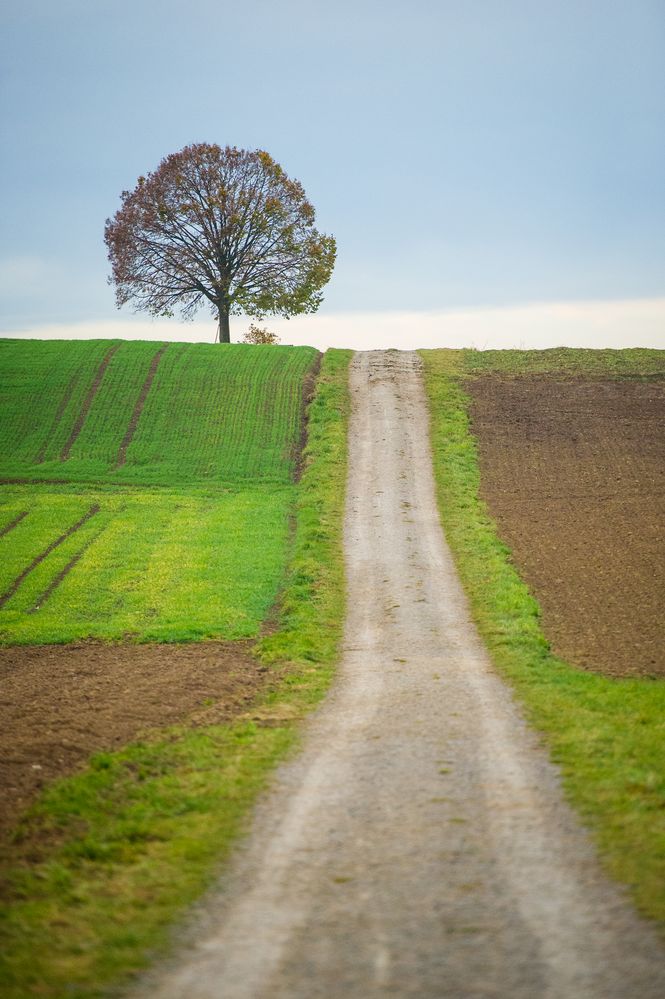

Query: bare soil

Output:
[0, 640, 270, 841]
[468, 376, 665, 678]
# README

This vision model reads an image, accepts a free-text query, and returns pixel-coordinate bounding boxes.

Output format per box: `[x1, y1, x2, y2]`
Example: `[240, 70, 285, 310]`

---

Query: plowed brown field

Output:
[468, 376, 665, 679]
[0, 642, 271, 841]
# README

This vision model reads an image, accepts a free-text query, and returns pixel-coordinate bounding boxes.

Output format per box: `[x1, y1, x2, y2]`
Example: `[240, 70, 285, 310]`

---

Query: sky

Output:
[1, 0, 664, 350]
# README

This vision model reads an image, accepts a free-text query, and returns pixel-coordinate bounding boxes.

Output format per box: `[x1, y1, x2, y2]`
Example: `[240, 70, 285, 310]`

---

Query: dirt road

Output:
[132, 351, 665, 998]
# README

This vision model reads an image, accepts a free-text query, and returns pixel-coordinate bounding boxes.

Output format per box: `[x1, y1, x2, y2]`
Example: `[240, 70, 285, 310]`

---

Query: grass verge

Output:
[0, 348, 352, 999]
[420, 348, 665, 930]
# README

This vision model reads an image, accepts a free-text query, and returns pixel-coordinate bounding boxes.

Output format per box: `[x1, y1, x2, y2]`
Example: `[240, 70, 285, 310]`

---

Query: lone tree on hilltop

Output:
[105, 143, 336, 343]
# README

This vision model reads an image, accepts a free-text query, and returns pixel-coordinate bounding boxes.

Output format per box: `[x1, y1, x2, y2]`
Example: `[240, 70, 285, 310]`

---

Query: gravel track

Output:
[131, 350, 665, 998]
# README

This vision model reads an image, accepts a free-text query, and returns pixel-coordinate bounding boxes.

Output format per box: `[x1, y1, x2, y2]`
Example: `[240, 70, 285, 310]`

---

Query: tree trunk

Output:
[217, 308, 230, 344]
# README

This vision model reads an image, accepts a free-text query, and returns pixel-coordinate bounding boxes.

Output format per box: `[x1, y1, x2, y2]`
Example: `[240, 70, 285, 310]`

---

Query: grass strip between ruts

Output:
[420, 348, 665, 933]
[0, 485, 294, 645]
[0, 348, 352, 999]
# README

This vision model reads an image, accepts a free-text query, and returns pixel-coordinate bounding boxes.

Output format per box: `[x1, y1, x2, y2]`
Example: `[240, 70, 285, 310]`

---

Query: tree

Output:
[104, 143, 336, 343]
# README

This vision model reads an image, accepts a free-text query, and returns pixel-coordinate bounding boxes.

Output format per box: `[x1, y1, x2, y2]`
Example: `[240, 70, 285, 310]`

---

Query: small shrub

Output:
[242, 323, 280, 345]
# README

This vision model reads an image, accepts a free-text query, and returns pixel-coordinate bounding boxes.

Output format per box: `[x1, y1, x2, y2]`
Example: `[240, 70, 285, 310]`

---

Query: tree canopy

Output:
[105, 143, 336, 343]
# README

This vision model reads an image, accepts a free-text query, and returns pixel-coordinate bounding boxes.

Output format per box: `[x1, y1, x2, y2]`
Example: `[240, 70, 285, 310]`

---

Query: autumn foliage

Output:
[105, 144, 336, 343]
[243, 323, 280, 345]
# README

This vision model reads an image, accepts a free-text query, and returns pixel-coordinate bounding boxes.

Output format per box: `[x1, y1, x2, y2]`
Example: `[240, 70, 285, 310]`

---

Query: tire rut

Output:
[0, 510, 28, 539]
[60, 345, 120, 461]
[0, 504, 100, 609]
[115, 343, 168, 468]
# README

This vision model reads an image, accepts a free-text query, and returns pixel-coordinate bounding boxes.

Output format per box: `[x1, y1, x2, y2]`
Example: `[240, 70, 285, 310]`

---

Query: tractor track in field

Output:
[36, 371, 79, 462]
[0, 510, 28, 539]
[0, 503, 100, 610]
[59, 344, 120, 461]
[130, 349, 665, 999]
[28, 522, 108, 613]
[115, 343, 168, 467]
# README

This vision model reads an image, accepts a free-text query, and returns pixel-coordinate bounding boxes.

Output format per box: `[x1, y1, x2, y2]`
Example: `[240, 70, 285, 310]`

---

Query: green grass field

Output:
[420, 347, 665, 928]
[0, 484, 292, 644]
[0, 339, 318, 645]
[0, 339, 316, 485]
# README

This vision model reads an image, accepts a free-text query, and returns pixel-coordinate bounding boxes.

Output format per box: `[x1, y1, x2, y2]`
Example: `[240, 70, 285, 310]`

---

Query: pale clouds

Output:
[270, 299, 665, 351]
[3, 298, 665, 352]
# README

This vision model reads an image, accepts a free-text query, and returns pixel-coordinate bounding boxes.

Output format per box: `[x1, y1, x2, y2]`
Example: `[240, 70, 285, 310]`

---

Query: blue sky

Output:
[1, 0, 664, 346]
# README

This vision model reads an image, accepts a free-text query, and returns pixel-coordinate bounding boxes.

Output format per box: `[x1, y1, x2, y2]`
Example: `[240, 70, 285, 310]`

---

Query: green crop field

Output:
[0, 484, 292, 644]
[0, 339, 319, 645]
[0, 339, 316, 486]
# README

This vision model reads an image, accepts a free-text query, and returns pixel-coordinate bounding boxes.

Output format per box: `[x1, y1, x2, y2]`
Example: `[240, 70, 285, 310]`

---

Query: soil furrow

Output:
[0, 510, 28, 539]
[60, 345, 120, 461]
[29, 525, 107, 612]
[36, 371, 79, 462]
[115, 344, 168, 467]
[0, 504, 100, 609]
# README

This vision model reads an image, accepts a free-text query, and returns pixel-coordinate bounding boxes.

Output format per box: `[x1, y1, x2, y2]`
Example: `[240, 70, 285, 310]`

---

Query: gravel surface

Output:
[130, 350, 665, 998]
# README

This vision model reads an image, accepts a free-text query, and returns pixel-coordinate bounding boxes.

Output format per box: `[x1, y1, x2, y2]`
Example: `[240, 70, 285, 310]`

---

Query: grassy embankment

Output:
[421, 347, 665, 929]
[0, 342, 352, 998]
